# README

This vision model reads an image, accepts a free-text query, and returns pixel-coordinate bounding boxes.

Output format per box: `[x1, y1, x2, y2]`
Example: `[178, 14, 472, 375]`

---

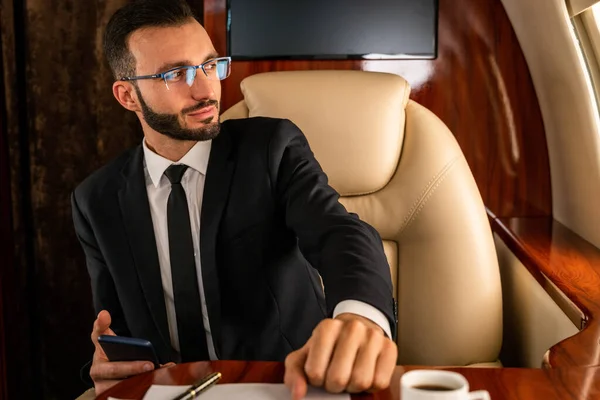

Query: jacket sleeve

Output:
[72, 190, 133, 385]
[71, 190, 130, 337]
[269, 119, 397, 338]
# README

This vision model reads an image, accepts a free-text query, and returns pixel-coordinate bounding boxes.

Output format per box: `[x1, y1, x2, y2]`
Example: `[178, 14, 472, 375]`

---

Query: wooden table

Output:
[97, 361, 600, 399]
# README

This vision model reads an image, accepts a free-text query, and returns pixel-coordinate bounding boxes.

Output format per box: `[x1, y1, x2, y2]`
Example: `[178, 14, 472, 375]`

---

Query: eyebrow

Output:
[154, 52, 220, 75]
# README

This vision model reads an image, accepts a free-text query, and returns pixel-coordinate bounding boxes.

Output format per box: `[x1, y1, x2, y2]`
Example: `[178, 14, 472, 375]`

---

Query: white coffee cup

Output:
[400, 370, 490, 400]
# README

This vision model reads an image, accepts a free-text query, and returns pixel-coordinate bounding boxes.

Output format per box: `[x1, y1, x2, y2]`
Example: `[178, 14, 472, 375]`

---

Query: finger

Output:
[90, 360, 154, 381]
[346, 329, 384, 393]
[160, 362, 176, 368]
[370, 340, 398, 391]
[291, 374, 307, 400]
[324, 319, 368, 393]
[304, 320, 343, 387]
[284, 346, 309, 400]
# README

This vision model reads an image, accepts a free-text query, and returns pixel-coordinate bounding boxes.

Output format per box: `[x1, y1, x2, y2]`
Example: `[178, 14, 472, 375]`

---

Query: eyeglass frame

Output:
[119, 56, 231, 87]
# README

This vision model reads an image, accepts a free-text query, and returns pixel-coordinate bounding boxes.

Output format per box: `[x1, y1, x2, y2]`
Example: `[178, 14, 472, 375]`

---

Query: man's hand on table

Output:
[284, 313, 398, 399]
[90, 310, 175, 395]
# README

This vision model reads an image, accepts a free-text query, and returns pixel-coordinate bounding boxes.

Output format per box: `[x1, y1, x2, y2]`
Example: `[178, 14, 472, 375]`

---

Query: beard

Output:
[134, 86, 221, 141]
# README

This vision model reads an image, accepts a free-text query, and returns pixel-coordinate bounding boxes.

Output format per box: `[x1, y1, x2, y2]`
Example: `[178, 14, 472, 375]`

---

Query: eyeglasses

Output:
[120, 57, 231, 90]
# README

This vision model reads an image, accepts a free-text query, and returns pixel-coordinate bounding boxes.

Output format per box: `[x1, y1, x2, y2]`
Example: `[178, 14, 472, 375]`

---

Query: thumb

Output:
[92, 310, 115, 356]
[93, 311, 115, 336]
[284, 345, 309, 400]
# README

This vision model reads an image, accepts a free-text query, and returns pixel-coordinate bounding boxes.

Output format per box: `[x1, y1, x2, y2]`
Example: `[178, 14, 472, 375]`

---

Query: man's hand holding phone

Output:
[90, 310, 174, 395]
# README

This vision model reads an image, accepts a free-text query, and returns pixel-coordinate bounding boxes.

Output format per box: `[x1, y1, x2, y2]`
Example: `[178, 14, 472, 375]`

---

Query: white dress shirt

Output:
[142, 139, 391, 359]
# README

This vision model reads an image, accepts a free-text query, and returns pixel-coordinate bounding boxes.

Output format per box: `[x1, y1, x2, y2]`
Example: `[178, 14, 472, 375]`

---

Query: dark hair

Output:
[103, 0, 198, 79]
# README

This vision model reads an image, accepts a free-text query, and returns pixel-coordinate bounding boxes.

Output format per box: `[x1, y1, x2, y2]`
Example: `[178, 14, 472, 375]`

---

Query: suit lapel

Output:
[200, 127, 235, 357]
[118, 145, 175, 361]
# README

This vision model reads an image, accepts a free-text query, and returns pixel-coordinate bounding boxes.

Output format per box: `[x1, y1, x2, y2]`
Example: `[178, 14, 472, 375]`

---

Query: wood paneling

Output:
[205, 0, 552, 218]
[98, 361, 600, 400]
[492, 216, 600, 368]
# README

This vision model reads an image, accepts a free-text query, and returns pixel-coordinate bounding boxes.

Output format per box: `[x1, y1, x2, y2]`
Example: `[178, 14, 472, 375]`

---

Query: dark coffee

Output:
[413, 384, 455, 391]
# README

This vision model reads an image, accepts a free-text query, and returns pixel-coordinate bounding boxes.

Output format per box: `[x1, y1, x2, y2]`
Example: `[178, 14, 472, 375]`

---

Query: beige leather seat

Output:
[221, 70, 503, 366]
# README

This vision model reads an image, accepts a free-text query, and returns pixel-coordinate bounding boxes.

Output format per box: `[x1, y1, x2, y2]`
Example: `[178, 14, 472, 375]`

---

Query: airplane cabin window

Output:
[572, 3, 600, 117]
[571, 2, 600, 123]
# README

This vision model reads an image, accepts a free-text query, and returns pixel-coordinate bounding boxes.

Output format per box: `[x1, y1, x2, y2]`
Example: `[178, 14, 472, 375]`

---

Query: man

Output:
[72, 0, 397, 398]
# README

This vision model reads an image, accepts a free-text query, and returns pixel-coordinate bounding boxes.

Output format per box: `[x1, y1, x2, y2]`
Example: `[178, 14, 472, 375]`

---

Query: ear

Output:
[112, 81, 141, 112]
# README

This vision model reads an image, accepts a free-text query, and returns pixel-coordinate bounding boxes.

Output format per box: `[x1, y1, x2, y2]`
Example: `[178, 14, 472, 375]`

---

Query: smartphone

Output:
[97, 335, 160, 369]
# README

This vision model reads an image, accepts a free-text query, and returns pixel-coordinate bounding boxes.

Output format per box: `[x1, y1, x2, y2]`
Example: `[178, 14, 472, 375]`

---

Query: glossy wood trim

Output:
[97, 361, 600, 400]
[491, 214, 600, 367]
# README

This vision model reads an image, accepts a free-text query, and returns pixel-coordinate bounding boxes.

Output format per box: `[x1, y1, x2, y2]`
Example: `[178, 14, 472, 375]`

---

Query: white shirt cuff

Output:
[333, 300, 392, 339]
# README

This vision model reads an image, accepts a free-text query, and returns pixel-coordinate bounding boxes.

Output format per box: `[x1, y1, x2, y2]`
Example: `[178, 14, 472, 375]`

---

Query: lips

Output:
[187, 105, 215, 117]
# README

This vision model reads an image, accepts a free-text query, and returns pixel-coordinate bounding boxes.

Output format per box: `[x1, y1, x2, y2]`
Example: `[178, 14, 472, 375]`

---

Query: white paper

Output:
[110, 383, 349, 400]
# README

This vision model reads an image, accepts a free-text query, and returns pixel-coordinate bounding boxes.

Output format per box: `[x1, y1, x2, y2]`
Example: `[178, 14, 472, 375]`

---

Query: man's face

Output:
[127, 19, 222, 141]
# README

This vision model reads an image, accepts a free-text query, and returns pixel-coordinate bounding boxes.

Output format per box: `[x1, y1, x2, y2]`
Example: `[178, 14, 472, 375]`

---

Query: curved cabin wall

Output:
[501, 0, 600, 250]
[494, 235, 579, 368]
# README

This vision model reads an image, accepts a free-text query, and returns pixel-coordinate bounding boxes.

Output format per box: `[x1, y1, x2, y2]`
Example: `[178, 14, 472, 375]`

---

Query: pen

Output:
[171, 371, 222, 400]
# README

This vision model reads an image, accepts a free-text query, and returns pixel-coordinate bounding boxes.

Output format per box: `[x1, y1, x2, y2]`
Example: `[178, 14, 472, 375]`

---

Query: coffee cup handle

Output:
[468, 390, 491, 400]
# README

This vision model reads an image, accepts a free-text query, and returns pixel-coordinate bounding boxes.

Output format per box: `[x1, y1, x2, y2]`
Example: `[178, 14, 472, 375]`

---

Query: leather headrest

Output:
[240, 70, 410, 195]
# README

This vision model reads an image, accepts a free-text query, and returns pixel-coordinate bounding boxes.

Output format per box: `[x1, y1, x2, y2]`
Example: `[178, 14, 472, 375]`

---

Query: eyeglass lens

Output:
[164, 59, 231, 88]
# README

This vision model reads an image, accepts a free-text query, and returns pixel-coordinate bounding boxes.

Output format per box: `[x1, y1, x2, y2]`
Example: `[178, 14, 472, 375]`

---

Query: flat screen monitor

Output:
[226, 0, 438, 60]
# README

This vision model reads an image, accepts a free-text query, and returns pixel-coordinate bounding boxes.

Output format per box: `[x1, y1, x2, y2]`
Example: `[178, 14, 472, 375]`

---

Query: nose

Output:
[189, 69, 216, 101]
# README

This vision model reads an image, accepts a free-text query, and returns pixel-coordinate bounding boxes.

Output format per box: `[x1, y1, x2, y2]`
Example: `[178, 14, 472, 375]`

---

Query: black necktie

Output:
[164, 164, 209, 362]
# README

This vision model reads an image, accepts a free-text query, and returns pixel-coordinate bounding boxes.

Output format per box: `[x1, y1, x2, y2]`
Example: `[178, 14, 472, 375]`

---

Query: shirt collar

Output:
[142, 139, 212, 188]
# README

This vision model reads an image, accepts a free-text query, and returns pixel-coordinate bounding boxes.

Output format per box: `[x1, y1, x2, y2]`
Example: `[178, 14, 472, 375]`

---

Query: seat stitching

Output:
[398, 156, 460, 235]
[400, 173, 440, 226]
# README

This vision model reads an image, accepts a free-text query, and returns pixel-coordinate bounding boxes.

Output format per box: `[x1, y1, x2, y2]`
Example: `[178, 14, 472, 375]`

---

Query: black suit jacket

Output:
[72, 117, 396, 364]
